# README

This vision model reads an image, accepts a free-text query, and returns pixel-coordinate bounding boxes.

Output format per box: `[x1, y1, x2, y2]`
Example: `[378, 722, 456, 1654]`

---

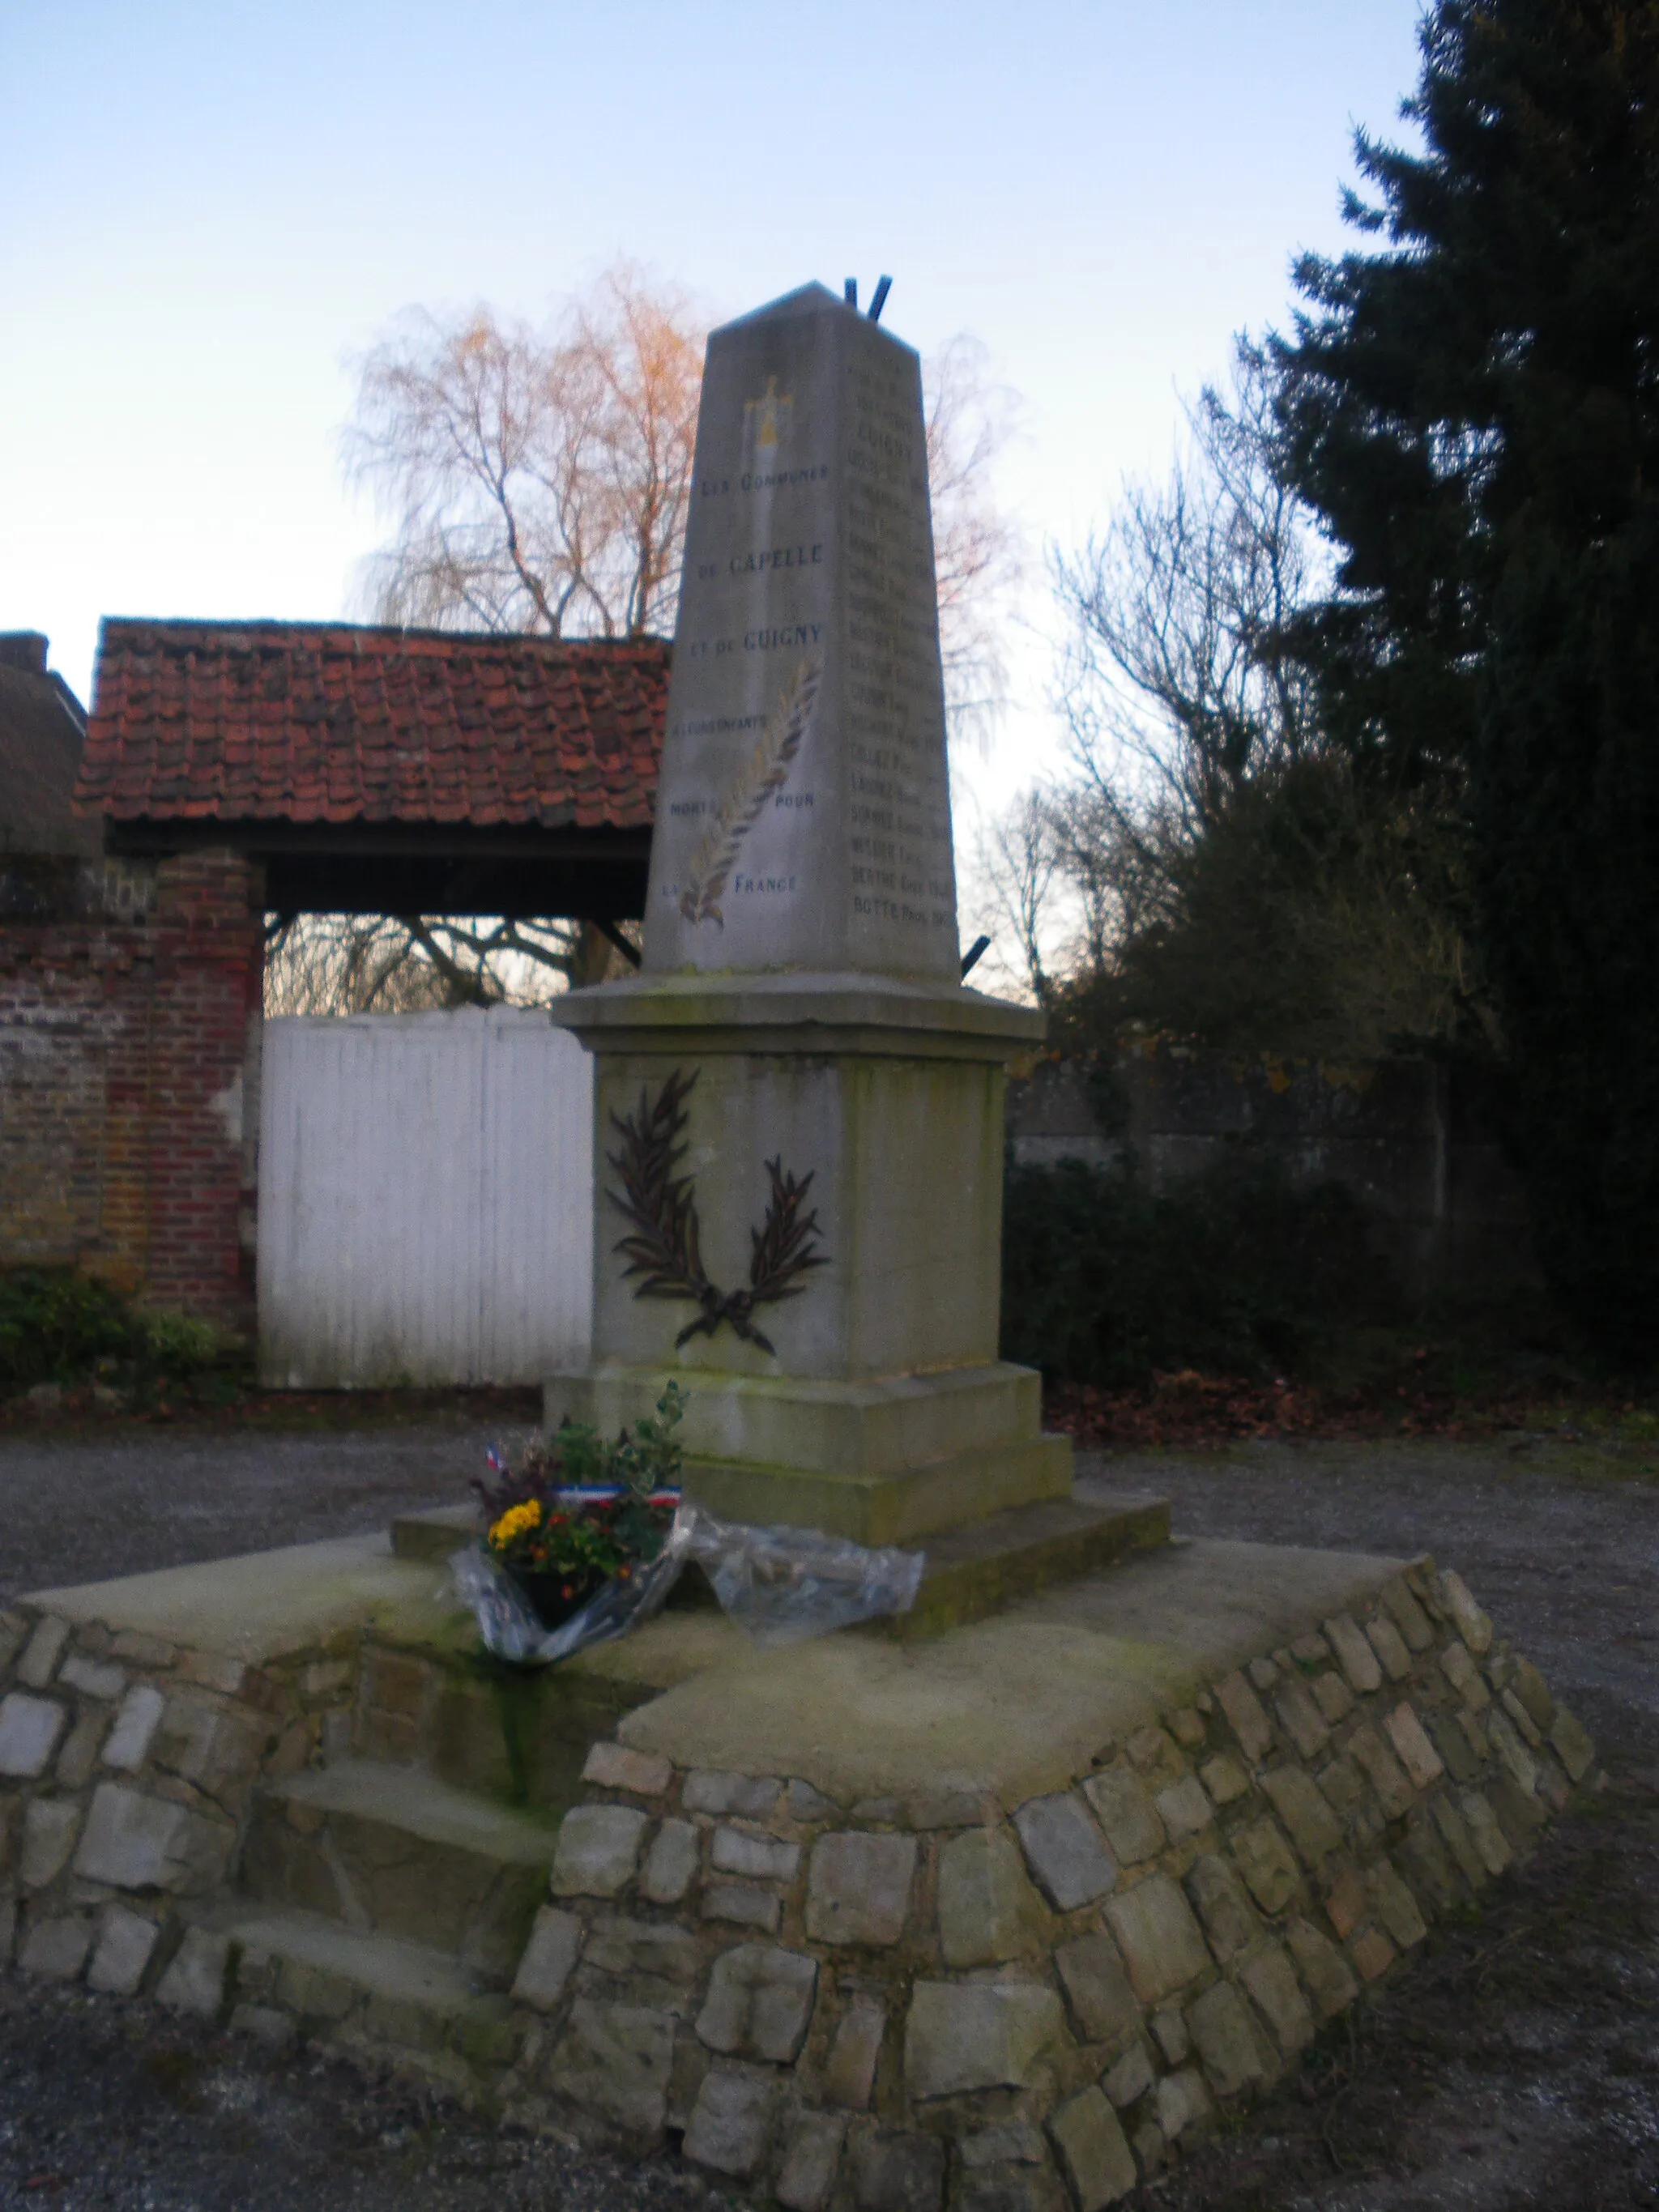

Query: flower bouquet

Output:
[454, 1381, 926, 1664]
[469, 1384, 686, 1636]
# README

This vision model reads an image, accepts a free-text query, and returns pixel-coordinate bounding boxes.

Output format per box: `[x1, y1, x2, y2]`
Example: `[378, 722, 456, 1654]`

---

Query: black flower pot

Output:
[505, 1566, 603, 1630]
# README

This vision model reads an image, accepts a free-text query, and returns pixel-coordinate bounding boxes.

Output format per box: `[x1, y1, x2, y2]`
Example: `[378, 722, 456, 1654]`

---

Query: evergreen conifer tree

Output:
[1277, 0, 1659, 1354]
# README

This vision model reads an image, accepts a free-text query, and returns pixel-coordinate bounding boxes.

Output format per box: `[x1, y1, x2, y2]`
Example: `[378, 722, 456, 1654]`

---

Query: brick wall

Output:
[0, 848, 264, 1334]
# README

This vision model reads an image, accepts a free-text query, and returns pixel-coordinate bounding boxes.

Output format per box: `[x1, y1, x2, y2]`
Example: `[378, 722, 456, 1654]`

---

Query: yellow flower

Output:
[488, 1499, 543, 1549]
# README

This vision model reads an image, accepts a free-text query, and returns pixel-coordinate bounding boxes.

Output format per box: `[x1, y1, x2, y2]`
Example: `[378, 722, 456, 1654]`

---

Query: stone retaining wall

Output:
[1009, 1048, 1537, 1302]
[0, 1558, 1595, 2212]
[494, 1558, 1593, 2209]
[0, 1603, 351, 1993]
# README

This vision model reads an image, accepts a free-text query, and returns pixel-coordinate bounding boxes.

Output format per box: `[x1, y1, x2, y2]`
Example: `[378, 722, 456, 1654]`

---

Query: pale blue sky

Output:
[2, 0, 1424, 814]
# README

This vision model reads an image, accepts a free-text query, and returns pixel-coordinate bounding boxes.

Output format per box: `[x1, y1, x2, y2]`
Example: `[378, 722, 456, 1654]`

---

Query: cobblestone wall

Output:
[493, 1558, 1593, 2208]
[0, 1604, 352, 2001]
[0, 1558, 1595, 2211]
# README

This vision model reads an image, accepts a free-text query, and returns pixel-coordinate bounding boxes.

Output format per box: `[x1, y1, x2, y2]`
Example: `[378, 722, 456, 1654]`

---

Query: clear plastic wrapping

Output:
[450, 1511, 693, 1664]
[451, 1502, 923, 1664]
[680, 1503, 923, 1650]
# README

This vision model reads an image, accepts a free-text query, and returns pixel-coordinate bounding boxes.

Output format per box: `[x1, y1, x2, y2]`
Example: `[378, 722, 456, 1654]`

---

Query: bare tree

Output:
[278, 265, 697, 1014]
[1038, 338, 1327, 972]
[970, 790, 1064, 1002]
[923, 334, 1025, 740]
[346, 261, 705, 639]
[264, 914, 638, 1016]
[263, 916, 446, 1016]
[997, 341, 1467, 1058]
[1052, 340, 1325, 844]
[1038, 779, 1168, 975]
[965, 346, 1318, 1009]
[304, 275, 1023, 1015]
[348, 275, 1021, 710]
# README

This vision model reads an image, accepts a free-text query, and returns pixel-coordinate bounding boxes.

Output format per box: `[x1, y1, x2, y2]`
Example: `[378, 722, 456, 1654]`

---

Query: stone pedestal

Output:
[11, 1519, 1591, 2193]
[546, 973, 1067, 1545]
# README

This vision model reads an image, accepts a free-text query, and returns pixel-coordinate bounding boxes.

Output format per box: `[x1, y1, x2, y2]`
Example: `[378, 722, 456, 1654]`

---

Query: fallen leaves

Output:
[1044, 1368, 1610, 1451]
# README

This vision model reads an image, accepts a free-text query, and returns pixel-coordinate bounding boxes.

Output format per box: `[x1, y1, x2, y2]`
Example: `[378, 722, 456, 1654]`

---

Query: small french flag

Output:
[552, 1485, 683, 1508]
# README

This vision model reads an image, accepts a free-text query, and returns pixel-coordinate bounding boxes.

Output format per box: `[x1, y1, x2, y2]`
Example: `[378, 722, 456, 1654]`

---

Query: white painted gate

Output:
[257, 1009, 594, 1387]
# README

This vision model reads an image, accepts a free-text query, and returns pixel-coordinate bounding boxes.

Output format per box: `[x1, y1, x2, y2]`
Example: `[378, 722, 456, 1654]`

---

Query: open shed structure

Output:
[0, 617, 666, 1336]
[83, 619, 664, 925]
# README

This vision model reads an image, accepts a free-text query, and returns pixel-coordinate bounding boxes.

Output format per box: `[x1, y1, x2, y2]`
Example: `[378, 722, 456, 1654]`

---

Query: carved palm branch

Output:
[604, 1072, 831, 1357]
[749, 1160, 830, 1306]
[606, 1069, 710, 1303]
[680, 653, 822, 927]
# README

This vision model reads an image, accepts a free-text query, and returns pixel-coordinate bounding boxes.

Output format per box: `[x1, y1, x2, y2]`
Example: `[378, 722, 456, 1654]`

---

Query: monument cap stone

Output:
[643, 281, 956, 980]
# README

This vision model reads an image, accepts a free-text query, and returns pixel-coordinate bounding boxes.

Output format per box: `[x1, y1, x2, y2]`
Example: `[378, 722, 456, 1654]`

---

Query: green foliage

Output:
[527, 1381, 684, 1493]
[138, 1309, 225, 1379]
[0, 1269, 133, 1392]
[485, 1494, 644, 1590]
[1043, 340, 1466, 1063]
[472, 1385, 686, 1580]
[1474, 522, 1659, 1357]
[1276, 0, 1659, 1354]
[0, 1268, 240, 1400]
[1000, 1154, 1392, 1388]
[615, 1381, 689, 1494]
[1049, 764, 1469, 1059]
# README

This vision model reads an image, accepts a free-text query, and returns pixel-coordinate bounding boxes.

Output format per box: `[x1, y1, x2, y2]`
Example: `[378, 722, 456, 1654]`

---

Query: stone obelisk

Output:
[642, 286, 958, 979]
[547, 283, 1073, 1554]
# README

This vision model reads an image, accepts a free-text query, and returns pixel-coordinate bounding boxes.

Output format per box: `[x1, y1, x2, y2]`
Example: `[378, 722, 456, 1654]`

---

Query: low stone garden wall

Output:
[493, 1559, 1593, 2209]
[0, 1557, 1596, 2212]
[0, 1605, 352, 1997]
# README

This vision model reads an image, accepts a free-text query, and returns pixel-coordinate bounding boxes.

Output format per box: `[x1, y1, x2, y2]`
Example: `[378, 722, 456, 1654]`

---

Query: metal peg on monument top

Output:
[841, 275, 893, 323]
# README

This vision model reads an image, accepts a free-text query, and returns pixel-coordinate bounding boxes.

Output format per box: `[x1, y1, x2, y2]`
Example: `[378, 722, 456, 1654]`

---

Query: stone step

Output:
[394, 1490, 1170, 1656]
[352, 1613, 726, 1812]
[392, 1503, 474, 1565]
[241, 1759, 558, 1983]
[890, 1490, 1171, 1639]
[190, 1901, 515, 2067]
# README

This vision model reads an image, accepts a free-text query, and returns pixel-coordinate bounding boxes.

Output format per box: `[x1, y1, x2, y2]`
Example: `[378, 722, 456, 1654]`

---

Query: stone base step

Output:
[242, 1759, 559, 1982]
[392, 1502, 475, 1564]
[190, 1902, 517, 2077]
[682, 1432, 1074, 1548]
[353, 1625, 698, 1813]
[892, 1489, 1171, 1638]
[393, 1490, 1171, 1647]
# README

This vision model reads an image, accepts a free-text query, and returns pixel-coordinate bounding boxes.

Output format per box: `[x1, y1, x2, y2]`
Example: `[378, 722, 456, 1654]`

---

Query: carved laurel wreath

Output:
[605, 1069, 829, 1354]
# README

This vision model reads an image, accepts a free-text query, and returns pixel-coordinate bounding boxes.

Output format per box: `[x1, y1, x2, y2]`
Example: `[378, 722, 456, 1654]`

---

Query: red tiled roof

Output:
[75, 619, 667, 831]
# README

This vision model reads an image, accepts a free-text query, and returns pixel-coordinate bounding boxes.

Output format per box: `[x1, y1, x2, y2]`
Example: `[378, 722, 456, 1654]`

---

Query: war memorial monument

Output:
[0, 283, 1595, 2210]
[544, 279, 1134, 1600]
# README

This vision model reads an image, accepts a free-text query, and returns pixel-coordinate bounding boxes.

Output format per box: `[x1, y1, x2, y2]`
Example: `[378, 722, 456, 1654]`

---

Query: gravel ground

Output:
[0, 1418, 522, 1608]
[1079, 1438, 1659, 2212]
[1, 1423, 1656, 2210]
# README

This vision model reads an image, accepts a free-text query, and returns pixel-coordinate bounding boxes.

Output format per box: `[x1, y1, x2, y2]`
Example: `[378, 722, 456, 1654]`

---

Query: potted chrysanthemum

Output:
[471, 1384, 685, 1630]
